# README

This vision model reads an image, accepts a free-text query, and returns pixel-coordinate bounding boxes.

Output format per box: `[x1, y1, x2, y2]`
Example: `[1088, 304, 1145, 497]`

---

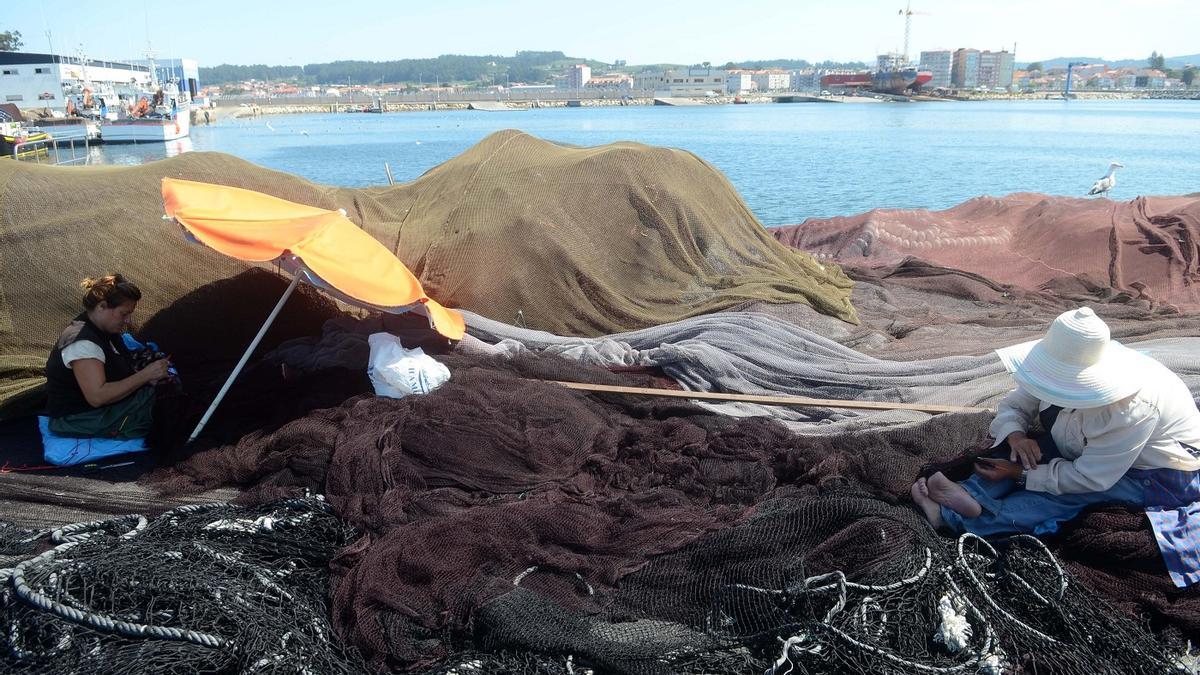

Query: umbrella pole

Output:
[187, 274, 303, 443]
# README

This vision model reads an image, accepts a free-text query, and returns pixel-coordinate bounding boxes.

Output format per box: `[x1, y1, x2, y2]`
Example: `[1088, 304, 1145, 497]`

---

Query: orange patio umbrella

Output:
[161, 178, 465, 442]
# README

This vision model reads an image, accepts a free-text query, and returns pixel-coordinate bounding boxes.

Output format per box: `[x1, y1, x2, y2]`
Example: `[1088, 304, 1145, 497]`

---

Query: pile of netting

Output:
[770, 193, 1200, 313]
[133, 344, 1193, 673]
[0, 130, 858, 417]
[0, 497, 365, 674]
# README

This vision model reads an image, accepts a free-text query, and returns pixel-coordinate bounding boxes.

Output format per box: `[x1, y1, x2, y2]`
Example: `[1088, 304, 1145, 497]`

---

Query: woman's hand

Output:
[1007, 431, 1042, 470]
[140, 359, 170, 384]
[974, 457, 1024, 482]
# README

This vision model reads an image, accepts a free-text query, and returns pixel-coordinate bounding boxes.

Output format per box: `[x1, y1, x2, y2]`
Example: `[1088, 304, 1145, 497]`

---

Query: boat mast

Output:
[76, 46, 93, 91]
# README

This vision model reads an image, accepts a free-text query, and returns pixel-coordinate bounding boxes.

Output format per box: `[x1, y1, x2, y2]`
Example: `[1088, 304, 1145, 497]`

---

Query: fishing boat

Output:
[101, 100, 189, 143]
[43, 83, 120, 141]
[100, 53, 190, 144]
[0, 104, 51, 160]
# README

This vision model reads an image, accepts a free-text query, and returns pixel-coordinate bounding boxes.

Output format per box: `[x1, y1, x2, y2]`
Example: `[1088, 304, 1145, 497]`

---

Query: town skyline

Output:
[4, 0, 1195, 68]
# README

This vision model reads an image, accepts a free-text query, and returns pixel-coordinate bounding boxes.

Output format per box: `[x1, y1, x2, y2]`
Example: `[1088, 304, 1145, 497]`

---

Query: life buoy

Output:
[174, 121, 180, 135]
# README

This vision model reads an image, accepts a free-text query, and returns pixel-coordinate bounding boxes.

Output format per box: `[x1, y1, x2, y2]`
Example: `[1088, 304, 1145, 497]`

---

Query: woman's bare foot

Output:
[911, 478, 944, 528]
[927, 472, 983, 518]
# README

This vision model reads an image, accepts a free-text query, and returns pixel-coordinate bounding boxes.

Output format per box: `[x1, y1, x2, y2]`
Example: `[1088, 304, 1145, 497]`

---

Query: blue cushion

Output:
[38, 416, 148, 467]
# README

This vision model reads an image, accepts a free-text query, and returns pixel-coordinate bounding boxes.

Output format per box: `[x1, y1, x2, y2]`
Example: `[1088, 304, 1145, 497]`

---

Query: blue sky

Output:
[5, 0, 1195, 66]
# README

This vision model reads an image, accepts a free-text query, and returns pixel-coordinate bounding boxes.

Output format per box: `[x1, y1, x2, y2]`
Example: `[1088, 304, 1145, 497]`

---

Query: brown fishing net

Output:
[771, 193, 1200, 313]
[0, 269, 1194, 673]
[124, 280, 1182, 670]
[736, 257, 1200, 362]
[0, 130, 855, 415]
[4, 140, 1199, 672]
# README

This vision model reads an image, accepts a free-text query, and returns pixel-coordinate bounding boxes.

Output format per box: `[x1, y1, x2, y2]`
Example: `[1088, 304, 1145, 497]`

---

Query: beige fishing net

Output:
[0, 130, 855, 415]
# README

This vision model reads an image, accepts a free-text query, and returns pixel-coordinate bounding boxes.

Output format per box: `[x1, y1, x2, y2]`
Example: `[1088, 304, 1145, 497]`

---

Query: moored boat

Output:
[101, 109, 189, 143]
[34, 117, 101, 142]
[99, 53, 191, 144]
[0, 104, 51, 159]
[871, 66, 933, 94]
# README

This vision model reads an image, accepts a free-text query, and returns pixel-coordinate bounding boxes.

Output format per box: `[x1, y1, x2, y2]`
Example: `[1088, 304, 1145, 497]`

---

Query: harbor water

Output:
[92, 99, 1199, 226]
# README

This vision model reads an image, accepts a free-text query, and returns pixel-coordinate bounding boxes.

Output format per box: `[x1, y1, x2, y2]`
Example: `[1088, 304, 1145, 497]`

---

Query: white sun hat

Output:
[994, 307, 1146, 409]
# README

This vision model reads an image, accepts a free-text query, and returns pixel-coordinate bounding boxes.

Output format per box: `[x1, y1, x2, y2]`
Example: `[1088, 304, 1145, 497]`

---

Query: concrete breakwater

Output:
[211, 88, 1192, 120]
[220, 97, 658, 119]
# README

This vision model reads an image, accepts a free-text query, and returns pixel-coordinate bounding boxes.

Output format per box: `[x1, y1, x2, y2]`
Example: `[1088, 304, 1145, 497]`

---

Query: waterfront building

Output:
[1137, 70, 1167, 89]
[918, 50, 953, 88]
[789, 69, 818, 91]
[634, 67, 727, 96]
[751, 70, 790, 92]
[585, 73, 632, 89]
[726, 71, 753, 94]
[0, 51, 155, 111]
[951, 49, 980, 88]
[977, 50, 1015, 89]
[509, 84, 556, 93]
[566, 64, 591, 89]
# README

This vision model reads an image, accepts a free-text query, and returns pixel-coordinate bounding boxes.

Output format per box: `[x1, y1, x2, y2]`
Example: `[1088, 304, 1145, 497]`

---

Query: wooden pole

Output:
[546, 381, 988, 415]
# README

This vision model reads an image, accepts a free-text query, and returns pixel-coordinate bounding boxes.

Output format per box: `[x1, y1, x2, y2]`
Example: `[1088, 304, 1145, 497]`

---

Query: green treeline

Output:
[200, 52, 873, 87]
[722, 59, 869, 71]
[201, 51, 573, 86]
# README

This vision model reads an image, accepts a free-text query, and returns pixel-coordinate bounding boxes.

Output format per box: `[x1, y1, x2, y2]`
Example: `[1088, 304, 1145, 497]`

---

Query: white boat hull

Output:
[101, 112, 190, 143]
[38, 120, 101, 142]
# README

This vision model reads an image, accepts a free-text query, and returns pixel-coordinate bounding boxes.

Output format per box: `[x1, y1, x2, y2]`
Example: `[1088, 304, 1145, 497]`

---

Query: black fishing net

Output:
[0, 497, 366, 674]
[463, 495, 1187, 675]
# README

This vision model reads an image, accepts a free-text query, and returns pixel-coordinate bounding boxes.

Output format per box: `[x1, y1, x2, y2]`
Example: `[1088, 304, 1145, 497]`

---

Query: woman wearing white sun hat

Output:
[911, 307, 1200, 586]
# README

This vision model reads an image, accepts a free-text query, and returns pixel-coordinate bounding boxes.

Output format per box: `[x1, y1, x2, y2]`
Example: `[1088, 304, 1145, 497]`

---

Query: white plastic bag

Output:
[367, 333, 451, 399]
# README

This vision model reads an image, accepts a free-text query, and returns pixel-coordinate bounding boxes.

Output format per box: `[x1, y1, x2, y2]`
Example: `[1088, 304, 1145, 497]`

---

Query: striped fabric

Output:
[1136, 461, 1200, 587]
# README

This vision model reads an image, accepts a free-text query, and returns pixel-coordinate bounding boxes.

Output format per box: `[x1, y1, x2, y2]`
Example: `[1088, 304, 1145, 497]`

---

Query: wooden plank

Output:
[547, 381, 988, 415]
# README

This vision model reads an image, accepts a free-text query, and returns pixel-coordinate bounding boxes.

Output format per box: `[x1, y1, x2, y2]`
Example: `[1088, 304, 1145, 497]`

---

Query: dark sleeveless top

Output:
[45, 313, 135, 417]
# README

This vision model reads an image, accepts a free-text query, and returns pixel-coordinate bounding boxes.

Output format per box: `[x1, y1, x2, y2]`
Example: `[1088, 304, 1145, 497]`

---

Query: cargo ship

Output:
[872, 65, 933, 94]
[817, 66, 932, 95]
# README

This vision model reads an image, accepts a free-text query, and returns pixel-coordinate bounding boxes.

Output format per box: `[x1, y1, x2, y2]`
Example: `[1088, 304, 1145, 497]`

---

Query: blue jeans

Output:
[941, 435, 1146, 537]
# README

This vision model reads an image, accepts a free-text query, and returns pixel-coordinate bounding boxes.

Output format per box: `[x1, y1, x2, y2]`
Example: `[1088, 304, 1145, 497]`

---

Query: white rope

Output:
[956, 533, 1060, 644]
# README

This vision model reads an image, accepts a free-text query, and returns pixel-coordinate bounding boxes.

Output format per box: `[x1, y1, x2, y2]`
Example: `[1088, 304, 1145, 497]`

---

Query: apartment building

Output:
[726, 71, 753, 93]
[566, 64, 591, 89]
[951, 49, 980, 88]
[977, 50, 1015, 89]
[751, 70, 790, 91]
[918, 50, 953, 88]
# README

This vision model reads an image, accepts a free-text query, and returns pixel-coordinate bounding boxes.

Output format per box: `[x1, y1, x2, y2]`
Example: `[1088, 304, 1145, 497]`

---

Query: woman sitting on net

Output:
[911, 308, 1200, 580]
[45, 275, 169, 439]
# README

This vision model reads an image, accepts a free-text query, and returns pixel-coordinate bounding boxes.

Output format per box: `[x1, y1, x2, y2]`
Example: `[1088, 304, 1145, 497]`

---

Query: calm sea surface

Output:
[92, 99, 1199, 226]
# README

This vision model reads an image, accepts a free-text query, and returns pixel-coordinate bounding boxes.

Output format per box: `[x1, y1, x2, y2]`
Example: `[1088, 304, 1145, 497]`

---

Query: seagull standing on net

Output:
[1087, 162, 1124, 198]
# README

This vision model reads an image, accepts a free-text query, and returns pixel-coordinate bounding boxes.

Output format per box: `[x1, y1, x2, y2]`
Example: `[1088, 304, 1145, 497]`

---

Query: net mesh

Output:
[132, 332, 1192, 673]
[0, 130, 857, 415]
[2, 139, 1198, 673]
[771, 193, 1200, 313]
[0, 497, 365, 674]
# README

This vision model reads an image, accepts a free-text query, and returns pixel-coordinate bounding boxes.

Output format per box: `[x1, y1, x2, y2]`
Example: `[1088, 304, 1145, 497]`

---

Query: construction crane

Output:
[898, 2, 931, 63]
[1064, 61, 1088, 97]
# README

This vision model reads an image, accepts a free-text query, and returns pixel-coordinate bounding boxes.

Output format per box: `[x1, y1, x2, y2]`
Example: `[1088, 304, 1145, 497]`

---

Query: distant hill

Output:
[1019, 54, 1200, 69]
[201, 53, 881, 87]
[200, 51, 586, 87]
